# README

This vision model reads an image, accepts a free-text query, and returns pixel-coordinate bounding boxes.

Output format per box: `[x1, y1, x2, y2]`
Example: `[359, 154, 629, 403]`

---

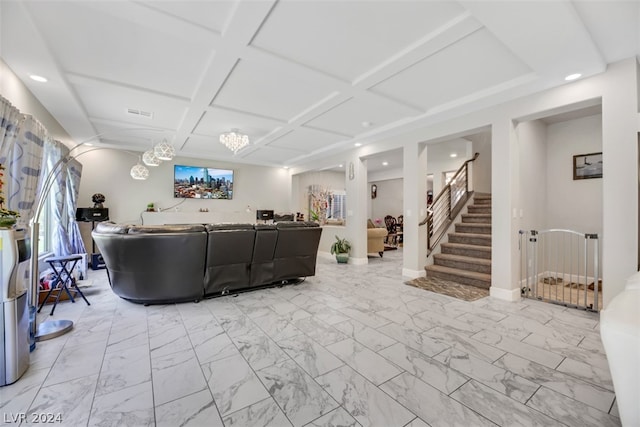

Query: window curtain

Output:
[65, 159, 86, 255]
[40, 139, 71, 256]
[1, 115, 46, 228]
[0, 95, 23, 159]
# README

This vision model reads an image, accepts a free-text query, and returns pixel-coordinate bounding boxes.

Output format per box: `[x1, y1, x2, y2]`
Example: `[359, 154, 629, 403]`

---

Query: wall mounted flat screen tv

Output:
[174, 165, 233, 199]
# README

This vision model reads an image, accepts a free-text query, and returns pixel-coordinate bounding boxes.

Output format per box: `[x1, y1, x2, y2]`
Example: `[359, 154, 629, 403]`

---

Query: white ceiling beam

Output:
[175, 0, 277, 151]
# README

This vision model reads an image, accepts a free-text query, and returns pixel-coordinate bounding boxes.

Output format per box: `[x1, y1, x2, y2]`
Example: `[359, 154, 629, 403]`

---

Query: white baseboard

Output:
[402, 268, 426, 279]
[318, 251, 367, 265]
[490, 286, 521, 301]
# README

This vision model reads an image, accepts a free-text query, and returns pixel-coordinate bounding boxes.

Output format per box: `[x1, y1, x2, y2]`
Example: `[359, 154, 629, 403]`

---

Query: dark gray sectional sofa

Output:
[92, 221, 322, 304]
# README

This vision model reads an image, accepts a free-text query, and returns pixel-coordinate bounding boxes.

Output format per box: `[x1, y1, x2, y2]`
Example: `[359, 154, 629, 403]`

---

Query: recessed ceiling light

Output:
[85, 143, 94, 147]
[361, 121, 372, 128]
[283, 166, 289, 169]
[382, 161, 389, 166]
[354, 143, 362, 147]
[339, 164, 343, 168]
[450, 153, 457, 158]
[565, 73, 581, 81]
[29, 74, 47, 83]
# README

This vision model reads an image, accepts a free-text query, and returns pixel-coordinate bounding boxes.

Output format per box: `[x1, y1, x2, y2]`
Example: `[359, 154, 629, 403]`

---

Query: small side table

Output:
[38, 254, 91, 316]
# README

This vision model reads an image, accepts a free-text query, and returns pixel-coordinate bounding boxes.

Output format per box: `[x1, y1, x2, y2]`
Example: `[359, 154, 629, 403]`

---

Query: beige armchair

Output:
[367, 220, 388, 256]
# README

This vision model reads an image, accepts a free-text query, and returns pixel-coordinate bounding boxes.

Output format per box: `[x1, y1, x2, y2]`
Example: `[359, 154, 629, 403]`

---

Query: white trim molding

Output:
[402, 268, 426, 279]
[490, 286, 521, 302]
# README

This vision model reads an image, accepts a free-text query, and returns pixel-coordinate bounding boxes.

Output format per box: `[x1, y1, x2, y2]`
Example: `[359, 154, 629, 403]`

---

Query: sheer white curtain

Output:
[66, 160, 86, 255]
[2, 115, 46, 228]
[41, 140, 72, 256]
[0, 95, 22, 159]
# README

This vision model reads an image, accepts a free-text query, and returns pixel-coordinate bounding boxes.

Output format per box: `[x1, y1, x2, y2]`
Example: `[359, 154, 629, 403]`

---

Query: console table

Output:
[142, 211, 254, 225]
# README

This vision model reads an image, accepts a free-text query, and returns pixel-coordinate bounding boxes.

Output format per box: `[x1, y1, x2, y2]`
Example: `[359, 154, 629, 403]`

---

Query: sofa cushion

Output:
[205, 223, 254, 231]
[94, 222, 130, 234]
[127, 224, 206, 234]
[275, 221, 319, 229]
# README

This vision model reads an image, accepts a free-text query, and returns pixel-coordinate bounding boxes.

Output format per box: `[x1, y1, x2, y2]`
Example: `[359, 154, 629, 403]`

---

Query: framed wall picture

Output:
[573, 152, 603, 180]
[371, 184, 377, 199]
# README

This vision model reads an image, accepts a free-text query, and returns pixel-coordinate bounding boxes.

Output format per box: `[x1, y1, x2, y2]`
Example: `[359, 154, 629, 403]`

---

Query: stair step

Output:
[473, 195, 492, 205]
[461, 214, 491, 224]
[433, 253, 492, 274]
[425, 265, 491, 289]
[441, 242, 491, 259]
[448, 232, 491, 246]
[468, 205, 491, 214]
[455, 223, 491, 235]
[474, 192, 492, 198]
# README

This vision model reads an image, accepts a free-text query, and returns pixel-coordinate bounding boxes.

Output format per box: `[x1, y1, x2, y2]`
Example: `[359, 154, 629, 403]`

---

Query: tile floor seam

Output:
[145, 305, 158, 427]
[521, 387, 575, 427]
[179, 310, 227, 426]
[218, 315, 308, 426]
[86, 315, 114, 424]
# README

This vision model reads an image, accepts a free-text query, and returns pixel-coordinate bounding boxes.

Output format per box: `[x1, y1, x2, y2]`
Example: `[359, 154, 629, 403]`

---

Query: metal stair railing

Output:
[419, 152, 479, 256]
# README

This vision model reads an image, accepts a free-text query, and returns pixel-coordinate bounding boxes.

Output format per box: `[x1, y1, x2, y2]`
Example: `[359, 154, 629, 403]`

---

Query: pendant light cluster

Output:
[130, 138, 176, 180]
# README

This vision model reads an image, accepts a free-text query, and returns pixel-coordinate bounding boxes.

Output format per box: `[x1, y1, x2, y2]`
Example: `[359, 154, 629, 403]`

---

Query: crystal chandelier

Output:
[154, 138, 175, 160]
[219, 129, 249, 154]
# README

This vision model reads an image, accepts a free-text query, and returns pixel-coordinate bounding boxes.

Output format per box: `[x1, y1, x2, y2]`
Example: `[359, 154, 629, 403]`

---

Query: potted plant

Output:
[0, 164, 19, 228]
[146, 202, 156, 212]
[330, 235, 351, 264]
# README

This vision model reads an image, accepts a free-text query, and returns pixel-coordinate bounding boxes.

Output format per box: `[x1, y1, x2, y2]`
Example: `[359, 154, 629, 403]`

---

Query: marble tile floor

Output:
[1, 249, 620, 426]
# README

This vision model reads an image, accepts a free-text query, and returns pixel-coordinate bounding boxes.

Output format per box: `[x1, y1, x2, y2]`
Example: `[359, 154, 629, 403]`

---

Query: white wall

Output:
[516, 120, 547, 231]
[468, 131, 492, 193]
[370, 178, 403, 222]
[426, 138, 471, 193]
[0, 59, 72, 145]
[546, 114, 603, 234]
[77, 149, 292, 223]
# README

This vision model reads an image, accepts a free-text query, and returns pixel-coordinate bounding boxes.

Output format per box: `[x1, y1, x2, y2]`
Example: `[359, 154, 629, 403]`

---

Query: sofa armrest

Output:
[367, 228, 388, 238]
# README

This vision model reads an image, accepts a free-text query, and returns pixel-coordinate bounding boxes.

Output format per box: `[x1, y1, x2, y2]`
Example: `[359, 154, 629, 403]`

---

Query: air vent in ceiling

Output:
[126, 108, 153, 119]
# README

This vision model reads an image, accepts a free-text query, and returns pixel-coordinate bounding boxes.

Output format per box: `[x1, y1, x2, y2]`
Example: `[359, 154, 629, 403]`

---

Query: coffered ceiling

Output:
[1, 1, 638, 168]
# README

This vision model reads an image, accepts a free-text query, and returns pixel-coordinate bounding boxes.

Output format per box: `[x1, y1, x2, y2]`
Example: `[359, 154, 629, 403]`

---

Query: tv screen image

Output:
[174, 165, 234, 199]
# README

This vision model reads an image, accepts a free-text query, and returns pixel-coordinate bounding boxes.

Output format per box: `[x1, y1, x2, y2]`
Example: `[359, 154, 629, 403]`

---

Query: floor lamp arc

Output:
[30, 129, 171, 341]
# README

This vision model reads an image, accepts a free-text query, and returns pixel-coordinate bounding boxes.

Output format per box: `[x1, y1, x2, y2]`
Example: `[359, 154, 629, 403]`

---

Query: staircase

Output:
[425, 193, 491, 289]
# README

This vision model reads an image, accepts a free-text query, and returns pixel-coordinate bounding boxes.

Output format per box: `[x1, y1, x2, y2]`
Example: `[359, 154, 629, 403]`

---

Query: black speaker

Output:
[76, 208, 109, 222]
[91, 253, 106, 270]
[256, 210, 274, 221]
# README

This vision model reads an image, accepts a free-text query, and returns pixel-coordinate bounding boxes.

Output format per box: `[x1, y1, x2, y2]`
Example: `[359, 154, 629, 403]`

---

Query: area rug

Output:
[405, 276, 489, 301]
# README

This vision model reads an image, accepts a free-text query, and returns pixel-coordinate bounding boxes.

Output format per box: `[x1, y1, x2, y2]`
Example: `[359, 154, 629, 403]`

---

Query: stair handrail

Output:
[419, 152, 479, 255]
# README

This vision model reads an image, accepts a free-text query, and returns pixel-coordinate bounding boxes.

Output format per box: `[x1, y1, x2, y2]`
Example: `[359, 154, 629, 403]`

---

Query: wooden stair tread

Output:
[448, 232, 492, 239]
[433, 253, 491, 266]
[441, 242, 491, 251]
[426, 264, 491, 281]
[456, 223, 491, 229]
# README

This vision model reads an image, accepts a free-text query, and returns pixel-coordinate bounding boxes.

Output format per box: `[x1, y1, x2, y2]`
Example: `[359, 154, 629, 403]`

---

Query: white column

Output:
[403, 142, 428, 278]
[490, 116, 521, 301]
[345, 155, 368, 265]
[601, 60, 639, 307]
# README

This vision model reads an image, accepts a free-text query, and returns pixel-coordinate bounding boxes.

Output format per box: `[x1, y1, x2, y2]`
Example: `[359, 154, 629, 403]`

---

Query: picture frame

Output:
[573, 152, 602, 180]
[371, 184, 377, 199]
